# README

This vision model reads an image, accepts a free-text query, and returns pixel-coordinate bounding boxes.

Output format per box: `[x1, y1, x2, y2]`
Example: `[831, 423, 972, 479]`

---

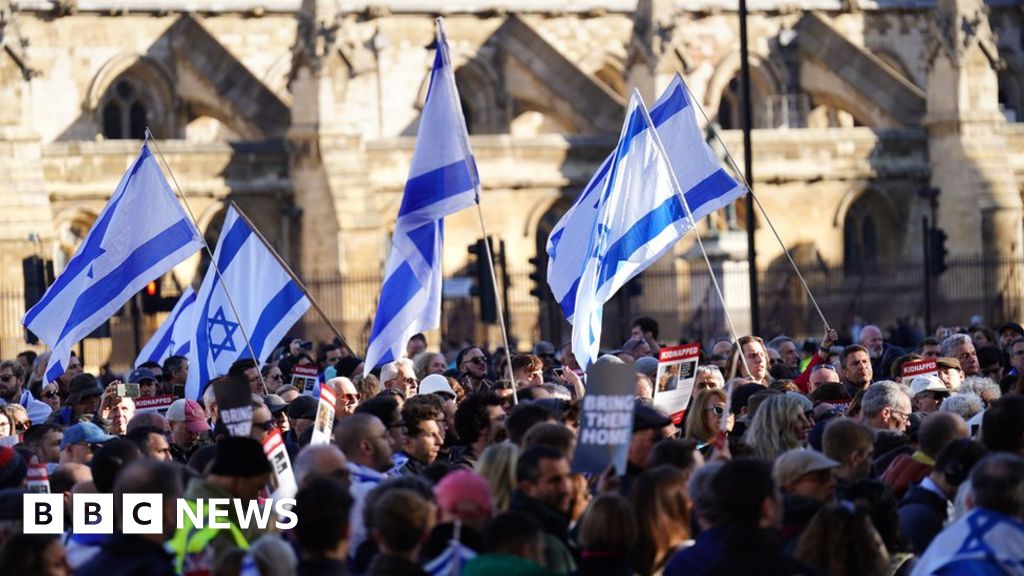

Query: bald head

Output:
[919, 412, 970, 459]
[50, 463, 92, 494]
[127, 411, 170, 434]
[294, 444, 349, 489]
[860, 325, 884, 358]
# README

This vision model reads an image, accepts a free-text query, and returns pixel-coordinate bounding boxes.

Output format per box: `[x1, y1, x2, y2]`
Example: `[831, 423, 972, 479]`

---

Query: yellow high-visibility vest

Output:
[168, 499, 249, 575]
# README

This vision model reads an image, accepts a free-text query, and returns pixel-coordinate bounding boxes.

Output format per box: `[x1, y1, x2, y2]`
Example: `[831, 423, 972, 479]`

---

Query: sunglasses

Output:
[706, 406, 726, 416]
[255, 420, 277, 432]
[465, 357, 486, 365]
[41, 391, 59, 399]
[0, 375, 15, 382]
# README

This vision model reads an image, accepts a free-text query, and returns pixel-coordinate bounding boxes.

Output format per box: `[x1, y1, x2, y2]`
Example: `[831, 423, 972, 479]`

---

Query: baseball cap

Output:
[532, 341, 557, 357]
[419, 374, 456, 399]
[287, 395, 319, 420]
[61, 422, 115, 449]
[434, 470, 492, 518]
[166, 399, 211, 433]
[936, 357, 962, 372]
[910, 375, 949, 397]
[263, 394, 289, 415]
[128, 368, 157, 384]
[633, 402, 672, 431]
[998, 322, 1024, 337]
[773, 449, 840, 487]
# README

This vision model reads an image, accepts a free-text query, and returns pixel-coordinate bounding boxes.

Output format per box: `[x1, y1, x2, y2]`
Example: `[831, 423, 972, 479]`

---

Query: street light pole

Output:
[739, 0, 760, 335]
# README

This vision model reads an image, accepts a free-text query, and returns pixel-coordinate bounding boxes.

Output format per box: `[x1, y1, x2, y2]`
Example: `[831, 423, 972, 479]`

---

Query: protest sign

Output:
[901, 359, 938, 382]
[25, 464, 49, 493]
[292, 365, 319, 395]
[309, 381, 337, 446]
[214, 374, 253, 437]
[654, 343, 700, 424]
[262, 428, 297, 499]
[572, 362, 636, 475]
[134, 394, 175, 414]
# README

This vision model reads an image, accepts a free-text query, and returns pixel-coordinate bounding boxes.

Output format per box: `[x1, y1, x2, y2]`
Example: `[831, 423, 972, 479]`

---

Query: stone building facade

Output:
[0, 0, 1022, 367]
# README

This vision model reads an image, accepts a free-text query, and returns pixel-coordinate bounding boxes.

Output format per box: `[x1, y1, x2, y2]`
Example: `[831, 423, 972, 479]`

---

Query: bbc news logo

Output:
[23, 495, 297, 534]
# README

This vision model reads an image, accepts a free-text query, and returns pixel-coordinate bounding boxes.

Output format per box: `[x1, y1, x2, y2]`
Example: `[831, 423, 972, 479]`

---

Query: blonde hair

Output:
[685, 388, 728, 444]
[743, 394, 808, 461]
[412, 352, 445, 381]
[475, 442, 519, 513]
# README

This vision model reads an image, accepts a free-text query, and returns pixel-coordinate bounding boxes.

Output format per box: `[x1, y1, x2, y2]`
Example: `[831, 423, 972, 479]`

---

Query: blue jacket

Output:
[663, 526, 728, 576]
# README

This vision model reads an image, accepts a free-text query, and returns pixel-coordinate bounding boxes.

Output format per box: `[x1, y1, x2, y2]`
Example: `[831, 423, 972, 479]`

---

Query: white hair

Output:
[861, 380, 909, 419]
[959, 376, 1001, 400]
[941, 334, 973, 358]
[326, 376, 355, 393]
[696, 365, 725, 387]
[380, 358, 414, 383]
[941, 393, 984, 420]
[202, 382, 217, 409]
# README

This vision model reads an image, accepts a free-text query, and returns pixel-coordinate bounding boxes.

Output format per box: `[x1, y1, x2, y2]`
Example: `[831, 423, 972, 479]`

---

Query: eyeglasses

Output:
[811, 364, 838, 372]
[706, 406, 726, 416]
[465, 356, 486, 365]
[268, 373, 283, 381]
[891, 409, 911, 421]
[255, 420, 277, 432]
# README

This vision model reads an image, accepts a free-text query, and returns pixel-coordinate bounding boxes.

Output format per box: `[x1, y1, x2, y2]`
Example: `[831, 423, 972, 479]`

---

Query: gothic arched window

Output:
[101, 78, 151, 140]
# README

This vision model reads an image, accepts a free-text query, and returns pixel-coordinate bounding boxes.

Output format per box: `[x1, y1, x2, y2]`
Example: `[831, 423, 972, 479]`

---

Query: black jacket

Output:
[898, 483, 949, 553]
[298, 557, 349, 576]
[704, 525, 818, 576]
[365, 553, 429, 576]
[76, 533, 175, 576]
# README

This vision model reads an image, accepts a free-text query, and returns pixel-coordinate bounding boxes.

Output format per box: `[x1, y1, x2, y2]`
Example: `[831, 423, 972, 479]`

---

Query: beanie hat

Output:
[0, 446, 27, 489]
[209, 436, 273, 477]
[434, 470, 492, 518]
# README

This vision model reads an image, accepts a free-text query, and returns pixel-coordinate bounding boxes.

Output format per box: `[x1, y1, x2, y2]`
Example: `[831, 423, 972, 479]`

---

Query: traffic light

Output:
[529, 255, 549, 300]
[22, 256, 54, 344]
[467, 238, 497, 324]
[929, 229, 948, 276]
[140, 277, 176, 314]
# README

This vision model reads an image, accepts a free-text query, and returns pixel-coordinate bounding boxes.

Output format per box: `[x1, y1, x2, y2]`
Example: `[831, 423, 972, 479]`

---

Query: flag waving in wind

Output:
[364, 18, 479, 374]
[572, 90, 740, 369]
[186, 207, 311, 400]
[23, 144, 203, 383]
[548, 74, 745, 323]
[135, 286, 196, 367]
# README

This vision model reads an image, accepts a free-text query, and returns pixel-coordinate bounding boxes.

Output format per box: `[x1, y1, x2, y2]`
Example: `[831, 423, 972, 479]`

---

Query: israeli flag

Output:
[134, 286, 196, 367]
[573, 90, 738, 369]
[547, 74, 745, 322]
[23, 144, 203, 382]
[364, 18, 478, 374]
[186, 207, 311, 399]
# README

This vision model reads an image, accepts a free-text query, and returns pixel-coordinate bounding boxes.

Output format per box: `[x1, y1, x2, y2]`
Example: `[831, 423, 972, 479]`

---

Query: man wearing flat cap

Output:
[169, 436, 272, 574]
[621, 402, 674, 494]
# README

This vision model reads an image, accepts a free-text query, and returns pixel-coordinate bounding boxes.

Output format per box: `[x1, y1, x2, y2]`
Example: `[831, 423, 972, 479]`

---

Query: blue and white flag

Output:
[134, 286, 196, 367]
[547, 74, 745, 322]
[23, 144, 203, 382]
[364, 18, 478, 374]
[573, 90, 738, 369]
[424, 540, 477, 576]
[185, 207, 311, 399]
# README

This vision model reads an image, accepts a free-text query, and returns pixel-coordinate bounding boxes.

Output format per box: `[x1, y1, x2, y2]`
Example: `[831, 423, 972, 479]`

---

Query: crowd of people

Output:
[1, 317, 1024, 575]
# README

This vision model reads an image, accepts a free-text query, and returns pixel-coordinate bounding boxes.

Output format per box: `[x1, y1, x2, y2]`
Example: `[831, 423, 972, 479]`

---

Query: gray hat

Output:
[773, 449, 839, 487]
[635, 357, 659, 378]
[633, 402, 672, 431]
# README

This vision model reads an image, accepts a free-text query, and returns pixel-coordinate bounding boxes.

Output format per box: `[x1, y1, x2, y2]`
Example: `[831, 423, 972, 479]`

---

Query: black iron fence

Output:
[2, 255, 1022, 371]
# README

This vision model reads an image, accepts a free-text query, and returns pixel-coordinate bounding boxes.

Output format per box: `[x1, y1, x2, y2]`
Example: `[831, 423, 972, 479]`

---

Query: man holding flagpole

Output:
[364, 18, 480, 375]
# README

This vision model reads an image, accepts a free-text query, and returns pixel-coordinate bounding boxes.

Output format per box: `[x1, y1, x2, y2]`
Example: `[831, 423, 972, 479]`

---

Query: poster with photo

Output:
[292, 366, 319, 395]
[653, 343, 701, 423]
[262, 428, 297, 500]
[309, 381, 337, 446]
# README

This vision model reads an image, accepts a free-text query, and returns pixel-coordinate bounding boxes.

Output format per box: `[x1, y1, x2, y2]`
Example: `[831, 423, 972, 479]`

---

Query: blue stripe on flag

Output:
[649, 82, 689, 126]
[596, 196, 685, 288]
[145, 291, 197, 362]
[245, 282, 306, 360]
[368, 262, 422, 342]
[57, 220, 199, 342]
[194, 297, 214, 395]
[558, 276, 581, 320]
[397, 160, 474, 217]
[601, 108, 651, 212]
[216, 217, 254, 273]
[175, 341, 190, 356]
[422, 48, 446, 104]
[405, 221, 439, 266]
[686, 169, 738, 210]
[45, 360, 64, 384]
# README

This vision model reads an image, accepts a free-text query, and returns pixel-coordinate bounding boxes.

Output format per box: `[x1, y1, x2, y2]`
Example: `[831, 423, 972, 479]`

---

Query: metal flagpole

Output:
[436, 17, 518, 402]
[675, 78, 832, 333]
[229, 201, 358, 358]
[632, 90, 752, 379]
[145, 128, 268, 394]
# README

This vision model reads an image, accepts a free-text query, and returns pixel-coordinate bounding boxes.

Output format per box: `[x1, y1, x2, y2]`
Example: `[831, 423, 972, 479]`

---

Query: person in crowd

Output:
[574, 493, 637, 576]
[840, 345, 874, 397]
[663, 462, 724, 576]
[293, 476, 353, 576]
[125, 426, 172, 461]
[48, 373, 105, 426]
[127, 411, 170, 434]
[406, 334, 428, 359]
[59, 422, 113, 465]
[881, 411, 968, 498]
[898, 438, 989, 553]
[908, 375, 950, 414]
[997, 322, 1024, 350]
[0, 446, 26, 489]
[622, 403, 673, 493]
[731, 335, 773, 386]
[934, 357, 964, 392]
[958, 376, 1001, 407]
[127, 368, 159, 399]
[412, 351, 448, 381]
[31, 380, 62, 413]
[940, 393, 984, 421]
[727, 382, 768, 440]
[423, 470, 491, 564]
[702, 459, 815, 576]
[767, 335, 801, 379]
[822, 418, 875, 497]
[329, 376, 361, 418]
[453, 392, 505, 469]
[105, 394, 135, 436]
[260, 363, 285, 391]
[511, 354, 545, 387]
[912, 454, 1024, 574]
[457, 346, 493, 394]
[463, 511, 551, 576]
[693, 364, 724, 393]
[365, 488, 435, 576]
[976, 346, 1004, 382]
[774, 449, 839, 550]
[335, 413, 394, 559]
[0, 533, 70, 576]
[165, 398, 208, 465]
[916, 337, 942, 359]
[794, 502, 891, 576]
[356, 395, 405, 456]
[684, 388, 729, 456]
[170, 436, 271, 573]
[396, 399, 444, 476]
[286, 395, 319, 446]
[476, 442, 519, 513]
[941, 334, 979, 377]
[162, 355, 188, 395]
[806, 363, 841, 394]
[293, 444, 350, 488]
[861, 381, 913, 433]
[0, 359, 51, 423]
[860, 324, 906, 381]
[630, 466, 693, 575]
[506, 403, 557, 447]
[742, 394, 813, 461]
[382, 358, 419, 398]
[511, 445, 576, 573]
[22, 423, 63, 466]
[980, 395, 1024, 455]
[77, 460, 181, 576]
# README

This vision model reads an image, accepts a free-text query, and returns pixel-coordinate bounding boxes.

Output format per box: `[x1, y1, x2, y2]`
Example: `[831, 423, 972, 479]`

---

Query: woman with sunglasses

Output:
[31, 381, 62, 413]
[684, 389, 730, 457]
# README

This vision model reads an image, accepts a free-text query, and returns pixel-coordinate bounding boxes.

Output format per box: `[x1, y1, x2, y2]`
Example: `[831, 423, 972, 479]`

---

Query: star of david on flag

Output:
[185, 206, 311, 400]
